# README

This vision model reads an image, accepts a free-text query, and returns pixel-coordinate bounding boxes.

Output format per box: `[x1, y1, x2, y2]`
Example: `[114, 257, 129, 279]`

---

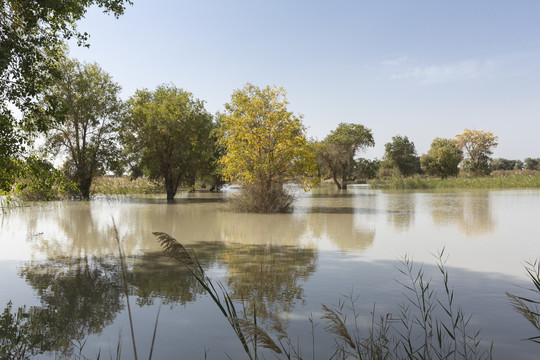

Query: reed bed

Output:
[371, 171, 540, 190]
[90, 177, 163, 195]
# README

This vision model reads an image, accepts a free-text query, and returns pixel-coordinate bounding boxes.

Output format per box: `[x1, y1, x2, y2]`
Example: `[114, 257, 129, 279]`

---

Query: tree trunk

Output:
[165, 177, 177, 201]
[77, 176, 93, 200]
[341, 174, 348, 190]
[332, 173, 342, 190]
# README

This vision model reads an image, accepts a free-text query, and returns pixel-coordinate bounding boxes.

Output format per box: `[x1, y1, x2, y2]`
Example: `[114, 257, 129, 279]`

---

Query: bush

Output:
[231, 184, 295, 213]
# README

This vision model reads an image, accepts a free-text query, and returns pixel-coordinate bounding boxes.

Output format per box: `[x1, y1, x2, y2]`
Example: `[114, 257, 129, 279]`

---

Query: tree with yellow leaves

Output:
[217, 84, 316, 213]
[455, 129, 498, 175]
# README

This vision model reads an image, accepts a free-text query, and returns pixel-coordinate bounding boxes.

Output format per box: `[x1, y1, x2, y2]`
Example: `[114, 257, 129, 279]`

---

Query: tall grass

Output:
[90, 177, 163, 196]
[371, 171, 540, 190]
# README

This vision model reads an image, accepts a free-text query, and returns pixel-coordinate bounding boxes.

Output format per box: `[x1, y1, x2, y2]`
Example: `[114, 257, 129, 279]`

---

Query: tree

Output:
[1, 0, 132, 188]
[317, 123, 374, 189]
[217, 84, 316, 213]
[41, 58, 123, 199]
[123, 84, 214, 200]
[420, 138, 463, 178]
[382, 135, 418, 176]
[524, 158, 540, 171]
[455, 129, 498, 175]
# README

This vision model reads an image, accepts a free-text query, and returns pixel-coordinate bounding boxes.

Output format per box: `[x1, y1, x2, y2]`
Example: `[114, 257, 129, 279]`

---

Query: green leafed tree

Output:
[217, 84, 317, 213]
[420, 138, 463, 178]
[455, 129, 498, 175]
[317, 123, 375, 189]
[0, 0, 132, 190]
[39, 58, 123, 199]
[122, 84, 214, 200]
[381, 135, 418, 176]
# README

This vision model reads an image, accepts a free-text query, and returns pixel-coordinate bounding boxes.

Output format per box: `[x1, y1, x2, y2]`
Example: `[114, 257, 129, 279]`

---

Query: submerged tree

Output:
[317, 123, 374, 189]
[420, 138, 463, 178]
[122, 84, 214, 200]
[455, 129, 498, 175]
[217, 84, 316, 213]
[40, 58, 123, 199]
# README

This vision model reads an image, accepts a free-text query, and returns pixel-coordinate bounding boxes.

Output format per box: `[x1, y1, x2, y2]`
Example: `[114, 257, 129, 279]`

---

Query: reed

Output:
[507, 260, 540, 343]
[371, 171, 540, 190]
[91, 177, 163, 196]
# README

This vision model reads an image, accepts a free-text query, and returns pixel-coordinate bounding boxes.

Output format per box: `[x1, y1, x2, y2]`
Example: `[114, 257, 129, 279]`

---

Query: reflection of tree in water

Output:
[386, 192, 416, 231]
[19, 256, 124, 356]
[302, 191, 376, 252]
[221, 243, 317, 325]
[430, 192, 495, 236]
[127, 242, 226, 306]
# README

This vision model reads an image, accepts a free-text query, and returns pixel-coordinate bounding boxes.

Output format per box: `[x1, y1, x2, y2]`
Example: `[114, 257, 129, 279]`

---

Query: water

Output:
[1, 187, 539, 359]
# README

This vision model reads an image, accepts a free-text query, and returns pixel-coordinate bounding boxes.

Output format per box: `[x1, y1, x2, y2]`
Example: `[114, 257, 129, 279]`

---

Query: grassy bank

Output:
[370, 170, 540, 190]
[90, 176, 164, 195]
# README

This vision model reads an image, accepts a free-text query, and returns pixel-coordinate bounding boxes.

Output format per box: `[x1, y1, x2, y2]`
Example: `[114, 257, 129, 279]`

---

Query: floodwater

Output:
[1, 186, 540, 359]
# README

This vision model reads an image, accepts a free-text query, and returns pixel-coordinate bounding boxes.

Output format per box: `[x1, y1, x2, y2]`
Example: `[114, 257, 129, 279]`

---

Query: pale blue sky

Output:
[69, 0, 540, 160]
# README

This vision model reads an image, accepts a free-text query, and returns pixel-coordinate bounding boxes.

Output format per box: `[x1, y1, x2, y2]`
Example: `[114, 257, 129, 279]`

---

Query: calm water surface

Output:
[1, 187, 539, 359]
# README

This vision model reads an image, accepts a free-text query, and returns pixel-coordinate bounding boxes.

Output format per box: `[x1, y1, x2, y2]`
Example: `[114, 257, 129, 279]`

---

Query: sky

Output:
[68, 0, 540, 160]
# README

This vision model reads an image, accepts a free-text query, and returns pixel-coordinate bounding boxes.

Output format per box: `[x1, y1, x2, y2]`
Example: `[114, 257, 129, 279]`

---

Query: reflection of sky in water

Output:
[1, 189, 540, 359]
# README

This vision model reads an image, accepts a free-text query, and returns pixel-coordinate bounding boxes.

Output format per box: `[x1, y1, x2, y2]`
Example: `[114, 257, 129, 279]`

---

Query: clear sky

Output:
[68, 0, 540, 160]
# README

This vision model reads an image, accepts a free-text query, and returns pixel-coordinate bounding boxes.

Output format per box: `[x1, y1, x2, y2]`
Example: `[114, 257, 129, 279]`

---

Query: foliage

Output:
[11, 155, 76, 200]
[455, 129, 498, 175]
[524, 158, 540, 171]
[317, 123, 375, 189]
[356, 158, 381, 181]
[381, 135, 418, 177]
[34, 58, 123, 199]
[122, 84, 214, 200]
[217, 84, 316, 212]
[420, 138, 463, 178]
[491, 158, 523, 171]
[0, 0, 132, 183]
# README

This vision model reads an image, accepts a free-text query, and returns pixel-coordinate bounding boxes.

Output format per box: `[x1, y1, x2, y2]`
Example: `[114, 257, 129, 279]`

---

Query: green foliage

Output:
[355, 158, 380, 181]
[123, 84, 215, 200]
[36, 58, 123, 199]
[318, 123, 375, 189]
[524, 158, 540, 171]
[491, 158, 524, 171]
[218, 84, 317, 212]
[11, 155, 76, 201]
[381, 135, 418, 177]
[420, 138, 463, 178]
[455, 129, 498, 176]
[0, 0, 132, 179]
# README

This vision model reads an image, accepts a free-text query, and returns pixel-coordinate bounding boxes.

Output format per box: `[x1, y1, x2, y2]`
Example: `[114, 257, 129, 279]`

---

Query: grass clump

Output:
[90, 177, 163, 196]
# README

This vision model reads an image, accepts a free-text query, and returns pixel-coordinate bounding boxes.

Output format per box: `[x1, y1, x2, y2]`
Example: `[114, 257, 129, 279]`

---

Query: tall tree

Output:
[0, 0, 131, 190]
[318, 123, 374, 189]
[382, 135, 418, 176]
[42, 58, 123, 199]
[217, 84, 316, 213]
[420, 138, 463, 178]
[455, 129, 498, 175]
[123, 84, 214, 200]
